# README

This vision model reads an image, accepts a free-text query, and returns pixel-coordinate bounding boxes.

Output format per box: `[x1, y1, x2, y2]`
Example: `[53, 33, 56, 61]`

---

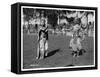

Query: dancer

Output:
[36, 14, 48, 59]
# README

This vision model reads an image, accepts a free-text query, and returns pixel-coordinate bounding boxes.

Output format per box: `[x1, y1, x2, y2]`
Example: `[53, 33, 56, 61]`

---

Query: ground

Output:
[23, 33, 94, 69]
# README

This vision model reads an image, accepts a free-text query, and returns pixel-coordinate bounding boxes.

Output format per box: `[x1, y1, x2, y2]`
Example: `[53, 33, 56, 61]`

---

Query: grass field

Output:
[23, 33, 94, 69]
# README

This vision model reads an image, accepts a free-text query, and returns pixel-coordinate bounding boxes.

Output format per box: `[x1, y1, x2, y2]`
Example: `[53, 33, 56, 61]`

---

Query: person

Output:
[36, 15, 48, 59]
[70, 22, 88, 57]
[69, 24, 82, 57]
[69, 11, 87, 57]
[36, 30, 46, 59]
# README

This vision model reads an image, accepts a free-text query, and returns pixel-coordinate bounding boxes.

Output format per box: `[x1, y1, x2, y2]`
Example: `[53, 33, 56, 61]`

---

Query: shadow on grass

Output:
[65, 64, 75, 67]
[45, 49, 60, 58]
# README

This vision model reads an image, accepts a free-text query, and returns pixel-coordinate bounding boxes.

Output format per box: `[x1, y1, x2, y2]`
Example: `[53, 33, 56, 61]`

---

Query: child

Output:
[36, 30, 46, 59]
[69, 24, 83, 57]
[36, 25, 48, 59]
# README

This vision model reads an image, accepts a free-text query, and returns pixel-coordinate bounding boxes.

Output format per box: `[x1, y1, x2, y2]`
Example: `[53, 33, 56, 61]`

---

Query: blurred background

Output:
[22, 8, 94, 37]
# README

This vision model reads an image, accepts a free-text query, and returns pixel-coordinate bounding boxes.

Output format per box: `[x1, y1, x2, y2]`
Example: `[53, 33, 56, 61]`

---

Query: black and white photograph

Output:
[20, 5, 96, 71]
